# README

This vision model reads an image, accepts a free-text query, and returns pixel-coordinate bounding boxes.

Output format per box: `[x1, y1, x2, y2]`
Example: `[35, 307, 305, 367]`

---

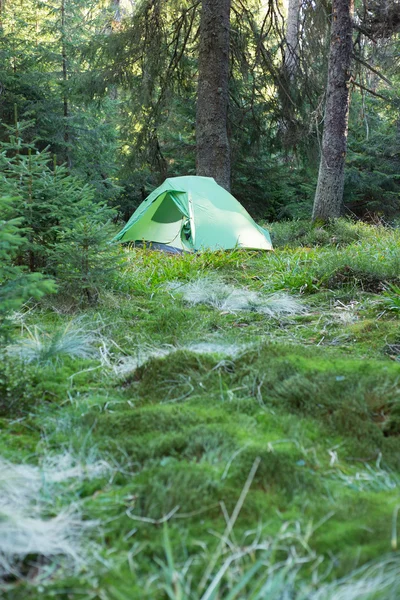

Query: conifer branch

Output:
[352, 53, 392, 86]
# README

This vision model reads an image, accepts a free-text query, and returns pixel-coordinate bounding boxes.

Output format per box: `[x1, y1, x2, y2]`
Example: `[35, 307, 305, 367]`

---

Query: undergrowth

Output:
[2, 219, 400, 598]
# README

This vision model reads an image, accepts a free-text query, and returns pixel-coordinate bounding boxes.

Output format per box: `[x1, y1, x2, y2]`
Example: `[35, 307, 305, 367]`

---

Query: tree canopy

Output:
[0, 0, 398, 224]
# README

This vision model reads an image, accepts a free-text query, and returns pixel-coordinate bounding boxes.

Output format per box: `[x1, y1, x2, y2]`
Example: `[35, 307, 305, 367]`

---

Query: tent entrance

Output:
[123, 192, 189, 249]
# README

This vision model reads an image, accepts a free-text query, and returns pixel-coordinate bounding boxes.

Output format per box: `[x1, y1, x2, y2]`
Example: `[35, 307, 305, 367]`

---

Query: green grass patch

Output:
[2, 220, 400, 597]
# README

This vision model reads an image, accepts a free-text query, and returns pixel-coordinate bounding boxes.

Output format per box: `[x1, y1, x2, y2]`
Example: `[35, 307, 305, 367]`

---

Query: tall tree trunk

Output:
[312, 0, 354, 221]
[285, 0, 301, 82]
[196, 0, 231, 191]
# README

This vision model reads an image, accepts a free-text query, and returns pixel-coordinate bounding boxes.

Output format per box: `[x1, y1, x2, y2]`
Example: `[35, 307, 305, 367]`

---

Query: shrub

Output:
[267, 218, 385, 249]
[0, 196, 54, 339]
[0, 355, 38, 417]
[51, 216, 121, 306]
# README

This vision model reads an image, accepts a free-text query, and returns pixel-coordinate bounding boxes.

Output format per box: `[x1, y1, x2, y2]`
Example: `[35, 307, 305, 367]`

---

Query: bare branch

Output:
[351, 79, 391, 102]
[352, 53, 392, 86]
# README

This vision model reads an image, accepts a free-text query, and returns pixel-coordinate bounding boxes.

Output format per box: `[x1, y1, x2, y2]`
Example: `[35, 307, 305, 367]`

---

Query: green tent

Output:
[113, 176, 272, 251]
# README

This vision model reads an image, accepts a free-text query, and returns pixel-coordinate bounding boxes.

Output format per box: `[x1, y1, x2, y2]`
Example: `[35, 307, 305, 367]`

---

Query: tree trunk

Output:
[285, 0, 301, 81]
[312, 0, 354, 221]
[196, 0, 231, 191]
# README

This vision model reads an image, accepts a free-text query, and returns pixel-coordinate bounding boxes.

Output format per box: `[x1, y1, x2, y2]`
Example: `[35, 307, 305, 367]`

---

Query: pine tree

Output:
[0, 0, 120, 200]
[0, 114, 107, 271]
[0, 196, 54, 338]
[51, 213, 121, 305]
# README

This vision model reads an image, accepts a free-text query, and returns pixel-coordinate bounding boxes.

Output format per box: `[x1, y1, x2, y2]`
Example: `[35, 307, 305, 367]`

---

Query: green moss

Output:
[0, 417, 41, 458]
[125, 350, 219, 403]
[92, 404, 233, 436]
[226, 444, 318, 496]
[132, 461, 224, 518]
[313, 490, 398, 569]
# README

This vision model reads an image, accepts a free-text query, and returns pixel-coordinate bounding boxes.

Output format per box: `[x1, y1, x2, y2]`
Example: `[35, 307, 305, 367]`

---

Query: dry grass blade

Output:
[199, 456, 261, 595]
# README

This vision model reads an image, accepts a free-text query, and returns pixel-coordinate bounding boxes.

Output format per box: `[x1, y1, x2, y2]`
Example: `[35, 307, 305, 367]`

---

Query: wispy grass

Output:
[151, 525, 318, 600]
[112, 340, 248, 377]
[267, 218, 397, 249]
[329, 462, 400, 492]
[113, 459, 322, 600]
[262, 236, 400, 293]
[8, 321, 98, 365]
[119, 247, 248, 294]
[168, 276, 306, 316]
[0, 452, 110, 580]
[310, 557, 400, 600]
[111, 343, 176, 376]
[0, 505, 86, 579]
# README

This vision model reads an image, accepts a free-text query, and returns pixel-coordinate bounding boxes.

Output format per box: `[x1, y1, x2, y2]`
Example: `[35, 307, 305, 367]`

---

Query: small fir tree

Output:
[51, 211, 121, 305]
[0, 114, 110, 272]
[0, 196, 55, 338]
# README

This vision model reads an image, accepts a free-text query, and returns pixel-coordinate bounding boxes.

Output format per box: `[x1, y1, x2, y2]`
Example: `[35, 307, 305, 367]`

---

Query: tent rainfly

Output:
[113, 176, 273, 252]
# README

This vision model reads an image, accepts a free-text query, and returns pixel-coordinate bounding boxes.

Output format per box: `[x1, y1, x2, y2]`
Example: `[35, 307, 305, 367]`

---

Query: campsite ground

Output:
[2, 219, 400, 598]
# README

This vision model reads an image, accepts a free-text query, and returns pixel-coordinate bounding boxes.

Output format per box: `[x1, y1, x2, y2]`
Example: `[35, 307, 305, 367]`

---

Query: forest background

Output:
[1, 0, 399, 231]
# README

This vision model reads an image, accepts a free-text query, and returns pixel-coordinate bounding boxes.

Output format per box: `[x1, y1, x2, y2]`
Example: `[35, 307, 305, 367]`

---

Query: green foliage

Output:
[0, 195, 54, 337]
[0, 354, 39, 417]
[0, 117, 120, 308]
[0, 0, 398, 223]
[51, 215, 121, 305]
[0, 118, 112, 272]
[344, 94, 400, 217]
[0, 0, 120, 197]
[382, 283, 400, 312]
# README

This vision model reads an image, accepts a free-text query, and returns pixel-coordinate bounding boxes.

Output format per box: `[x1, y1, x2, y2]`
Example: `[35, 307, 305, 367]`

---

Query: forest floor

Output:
[2, 219, 400, 599]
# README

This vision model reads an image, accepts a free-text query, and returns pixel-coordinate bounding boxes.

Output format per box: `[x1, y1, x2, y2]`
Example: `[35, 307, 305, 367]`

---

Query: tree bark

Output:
[285, 0, 301, 81]
[196, 0, 231, 191]
[312, 0, 354, 221]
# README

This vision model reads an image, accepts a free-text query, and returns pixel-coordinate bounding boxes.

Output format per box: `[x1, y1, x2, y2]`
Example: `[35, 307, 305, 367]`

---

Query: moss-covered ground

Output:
[2, 220, 400, 598]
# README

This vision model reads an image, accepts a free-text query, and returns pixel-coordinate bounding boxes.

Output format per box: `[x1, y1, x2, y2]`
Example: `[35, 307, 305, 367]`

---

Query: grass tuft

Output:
[8, 321, 98, 365]
[168, 276, 305, 316]
[0, 452, 110, 580]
